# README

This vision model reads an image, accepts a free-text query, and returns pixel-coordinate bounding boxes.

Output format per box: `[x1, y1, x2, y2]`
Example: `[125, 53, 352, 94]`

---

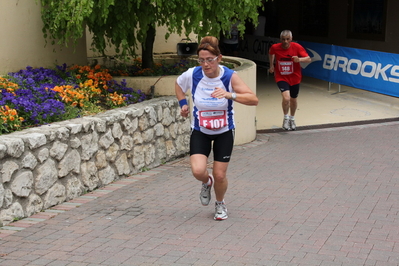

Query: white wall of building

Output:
[0, 0, 87, 75]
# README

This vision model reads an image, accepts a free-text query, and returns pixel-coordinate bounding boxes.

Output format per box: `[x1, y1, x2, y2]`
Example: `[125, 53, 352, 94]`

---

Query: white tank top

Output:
[177, 65, 236, 135]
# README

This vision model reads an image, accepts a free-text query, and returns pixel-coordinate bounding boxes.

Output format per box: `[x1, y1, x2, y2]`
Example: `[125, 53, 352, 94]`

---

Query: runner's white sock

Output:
[289, 116, 295, 120]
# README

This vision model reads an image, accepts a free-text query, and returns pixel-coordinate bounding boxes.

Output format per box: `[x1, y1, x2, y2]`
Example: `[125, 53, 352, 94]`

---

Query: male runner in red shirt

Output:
[269, 30, 311, 130]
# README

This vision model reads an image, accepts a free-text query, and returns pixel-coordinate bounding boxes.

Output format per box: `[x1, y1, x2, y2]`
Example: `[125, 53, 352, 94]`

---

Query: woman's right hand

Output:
[180, 105, 189, 117]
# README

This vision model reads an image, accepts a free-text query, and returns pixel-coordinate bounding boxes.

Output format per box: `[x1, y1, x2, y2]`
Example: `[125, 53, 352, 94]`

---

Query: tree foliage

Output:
[39, 0, 262, 68]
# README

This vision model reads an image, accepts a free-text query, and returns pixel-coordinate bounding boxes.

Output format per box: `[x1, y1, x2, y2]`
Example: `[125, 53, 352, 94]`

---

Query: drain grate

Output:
[96, 206, 143, 217]
[123, 206, 143, 216]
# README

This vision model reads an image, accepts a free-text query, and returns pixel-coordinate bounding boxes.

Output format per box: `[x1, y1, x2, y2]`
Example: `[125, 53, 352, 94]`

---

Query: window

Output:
[299, 0, 329, 37]
[348, 0, 387, 41]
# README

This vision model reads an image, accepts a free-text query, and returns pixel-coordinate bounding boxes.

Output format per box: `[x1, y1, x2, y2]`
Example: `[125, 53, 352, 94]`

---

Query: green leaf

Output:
[39, 0, 262, 66]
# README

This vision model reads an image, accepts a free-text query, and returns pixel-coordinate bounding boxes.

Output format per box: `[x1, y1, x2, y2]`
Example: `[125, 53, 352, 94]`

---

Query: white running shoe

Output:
[214, 202, 228, 220]
[290, 119, 296, 130]
[282, 118, 290, 130]
[199, 175, 214, 206]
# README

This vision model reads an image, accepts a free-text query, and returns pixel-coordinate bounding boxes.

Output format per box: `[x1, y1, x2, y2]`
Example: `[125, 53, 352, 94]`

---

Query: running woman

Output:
[175, 36, 258, 220]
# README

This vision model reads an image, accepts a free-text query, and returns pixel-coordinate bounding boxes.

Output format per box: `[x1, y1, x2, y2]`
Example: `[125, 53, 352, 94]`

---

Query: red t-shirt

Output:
[269, 42, 309, 85]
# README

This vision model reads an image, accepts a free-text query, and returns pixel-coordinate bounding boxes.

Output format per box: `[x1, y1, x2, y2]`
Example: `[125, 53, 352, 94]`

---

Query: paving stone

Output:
[1, 122, 399, 265]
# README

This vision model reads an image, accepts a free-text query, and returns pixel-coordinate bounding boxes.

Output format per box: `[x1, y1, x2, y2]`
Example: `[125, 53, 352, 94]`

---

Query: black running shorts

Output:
[190, 129, 235, 163]
[277, 81, 300, 98]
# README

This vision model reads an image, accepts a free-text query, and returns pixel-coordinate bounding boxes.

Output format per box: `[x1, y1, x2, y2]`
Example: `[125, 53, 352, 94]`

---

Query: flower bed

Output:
[0, 64, 147, 134]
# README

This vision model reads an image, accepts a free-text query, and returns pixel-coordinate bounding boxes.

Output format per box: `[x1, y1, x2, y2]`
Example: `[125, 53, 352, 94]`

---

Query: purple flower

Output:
[2, 64, 148, 133]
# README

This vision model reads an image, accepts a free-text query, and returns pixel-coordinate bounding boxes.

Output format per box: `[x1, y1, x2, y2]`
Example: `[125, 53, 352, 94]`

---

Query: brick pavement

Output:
[1, 122, 399, 265]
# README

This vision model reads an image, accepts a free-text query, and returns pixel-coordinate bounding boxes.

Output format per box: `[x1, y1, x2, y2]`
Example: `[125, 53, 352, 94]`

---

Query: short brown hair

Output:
[197, 36, 221, 56]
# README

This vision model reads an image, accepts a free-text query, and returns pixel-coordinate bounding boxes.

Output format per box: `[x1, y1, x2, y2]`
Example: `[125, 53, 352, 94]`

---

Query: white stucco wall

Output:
[0, 0, 87, 75]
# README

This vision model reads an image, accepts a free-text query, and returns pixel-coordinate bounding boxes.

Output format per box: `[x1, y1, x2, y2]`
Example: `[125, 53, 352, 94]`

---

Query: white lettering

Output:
[209, 119, 225, 129]
[334, 56, 348, 72]
[360, 61, 376, 78]
[323, 54, 335, 70]
[347, 59, 362, 75]
[374, 63, 392, 81]
[219, 119, 225, 128]
[389, 66, 399, 83]
[322, 54, 399, 84]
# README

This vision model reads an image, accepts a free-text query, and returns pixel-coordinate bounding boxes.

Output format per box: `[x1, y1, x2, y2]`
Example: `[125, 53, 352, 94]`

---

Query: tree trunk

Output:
[141, 24, 156, 69]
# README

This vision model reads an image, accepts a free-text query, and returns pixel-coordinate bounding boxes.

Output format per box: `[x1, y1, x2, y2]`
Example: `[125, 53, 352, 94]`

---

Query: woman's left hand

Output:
[211, 87, 231, 99]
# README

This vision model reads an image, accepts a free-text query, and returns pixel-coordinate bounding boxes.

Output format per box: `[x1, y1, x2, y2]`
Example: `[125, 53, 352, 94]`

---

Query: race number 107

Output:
[199, 110, 227, 130]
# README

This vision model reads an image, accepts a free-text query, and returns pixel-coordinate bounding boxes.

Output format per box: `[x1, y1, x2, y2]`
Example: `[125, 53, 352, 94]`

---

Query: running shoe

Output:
[290, 119, 296, 130]
[214, 202, 228, 220]
[282, 118, 290, 130]
[199, 175, 214, 206]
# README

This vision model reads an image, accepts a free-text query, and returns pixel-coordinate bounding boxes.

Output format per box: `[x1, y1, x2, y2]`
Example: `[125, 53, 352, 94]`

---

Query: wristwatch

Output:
[231, 92, 237, 100]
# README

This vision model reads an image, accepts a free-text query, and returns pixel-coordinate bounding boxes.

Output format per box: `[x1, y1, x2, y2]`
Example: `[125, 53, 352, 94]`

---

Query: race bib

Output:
[278, 61, 293, 75]
[199, 110, 227, 130]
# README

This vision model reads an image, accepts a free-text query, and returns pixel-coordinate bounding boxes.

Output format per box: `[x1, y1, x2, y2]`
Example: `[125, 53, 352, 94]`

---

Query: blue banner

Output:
[298, 41, 399, 97]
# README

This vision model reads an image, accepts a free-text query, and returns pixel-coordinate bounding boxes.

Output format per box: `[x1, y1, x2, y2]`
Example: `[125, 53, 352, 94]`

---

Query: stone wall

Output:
[0, 96, 190, 226]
